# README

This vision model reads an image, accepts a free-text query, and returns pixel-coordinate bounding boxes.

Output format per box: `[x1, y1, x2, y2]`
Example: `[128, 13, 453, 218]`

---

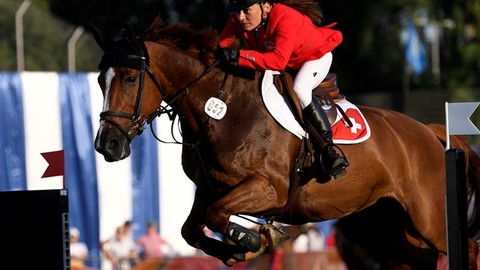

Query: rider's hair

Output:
[267, 0, 324, 26]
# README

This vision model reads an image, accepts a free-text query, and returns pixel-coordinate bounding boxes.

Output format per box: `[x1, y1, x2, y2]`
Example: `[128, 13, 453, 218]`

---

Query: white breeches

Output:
[293, 52, 333, 108]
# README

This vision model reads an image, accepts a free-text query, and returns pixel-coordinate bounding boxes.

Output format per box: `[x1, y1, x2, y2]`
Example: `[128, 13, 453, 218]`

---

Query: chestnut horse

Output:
[92, 19, 480, 269]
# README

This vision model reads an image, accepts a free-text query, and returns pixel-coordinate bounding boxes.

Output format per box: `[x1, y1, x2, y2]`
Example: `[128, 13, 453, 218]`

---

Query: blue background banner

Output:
[59, 73, 101, 267]
[0, 71, 206, 267]
[131, 124, 160, 241]
[0, 73, 27, 191]
[405, 21, 428, 75]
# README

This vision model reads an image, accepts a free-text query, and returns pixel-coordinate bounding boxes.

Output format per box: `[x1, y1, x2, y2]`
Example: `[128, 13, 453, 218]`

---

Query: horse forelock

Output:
[98, 38, 150, 71]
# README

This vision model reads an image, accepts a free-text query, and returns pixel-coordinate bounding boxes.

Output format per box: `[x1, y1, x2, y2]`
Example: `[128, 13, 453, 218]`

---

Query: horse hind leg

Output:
[339, 199, 439, 269]
[436, 239, 479, 270]
[469, 238, 479, 270]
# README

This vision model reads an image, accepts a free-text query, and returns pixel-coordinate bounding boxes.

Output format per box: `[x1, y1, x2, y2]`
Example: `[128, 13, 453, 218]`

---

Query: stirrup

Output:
[322, 145, 349, 180]
[328, 158, 348, 180]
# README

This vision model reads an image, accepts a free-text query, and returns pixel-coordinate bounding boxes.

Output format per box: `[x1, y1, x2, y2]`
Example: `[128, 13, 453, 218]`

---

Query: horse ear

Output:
[91, 23, 112, 52]
[122, 21, 138, 48]
[140, 16, 163, 40]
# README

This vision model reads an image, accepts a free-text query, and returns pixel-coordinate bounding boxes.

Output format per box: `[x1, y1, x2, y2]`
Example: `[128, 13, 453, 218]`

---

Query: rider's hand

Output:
[220, 48, 239, 63]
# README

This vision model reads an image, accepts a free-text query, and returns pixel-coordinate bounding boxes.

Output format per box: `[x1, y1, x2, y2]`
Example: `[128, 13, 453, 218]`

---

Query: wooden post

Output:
[446, 148, 469, 270]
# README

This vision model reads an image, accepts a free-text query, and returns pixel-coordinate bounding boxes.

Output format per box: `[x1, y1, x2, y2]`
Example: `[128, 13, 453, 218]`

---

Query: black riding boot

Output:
[303, 97, 349, 180]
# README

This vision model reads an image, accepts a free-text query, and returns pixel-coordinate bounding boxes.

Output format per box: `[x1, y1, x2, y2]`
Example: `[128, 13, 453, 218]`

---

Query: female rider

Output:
[218, 0, 349, 180]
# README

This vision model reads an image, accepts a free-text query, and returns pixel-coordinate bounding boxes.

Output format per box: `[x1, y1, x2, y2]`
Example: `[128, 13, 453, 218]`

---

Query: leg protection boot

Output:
[226, 222, 261, 252]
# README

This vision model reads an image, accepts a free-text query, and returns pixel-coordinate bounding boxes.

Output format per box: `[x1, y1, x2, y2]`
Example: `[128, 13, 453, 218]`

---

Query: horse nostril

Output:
[106, 138, 120, 153]
[95, 128, 131, 161]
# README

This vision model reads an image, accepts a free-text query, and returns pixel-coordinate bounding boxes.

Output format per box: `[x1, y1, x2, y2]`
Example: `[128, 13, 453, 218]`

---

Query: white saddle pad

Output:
[261, 70, 371, 144]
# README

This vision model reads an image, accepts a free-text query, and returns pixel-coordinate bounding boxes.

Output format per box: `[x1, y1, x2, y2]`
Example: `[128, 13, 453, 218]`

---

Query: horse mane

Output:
[139, 17, 222, 64]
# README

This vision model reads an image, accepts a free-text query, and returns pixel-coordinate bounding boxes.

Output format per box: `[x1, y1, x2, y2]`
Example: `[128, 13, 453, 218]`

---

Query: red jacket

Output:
[218, 3, 343, 71]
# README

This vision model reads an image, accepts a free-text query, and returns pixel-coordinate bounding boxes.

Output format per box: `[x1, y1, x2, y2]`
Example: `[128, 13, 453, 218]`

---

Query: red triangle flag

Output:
[41, 150, 65, 178]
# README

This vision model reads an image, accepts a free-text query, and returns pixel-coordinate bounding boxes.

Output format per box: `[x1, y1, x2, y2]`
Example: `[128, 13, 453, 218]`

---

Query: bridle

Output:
[99, 40, 221, 143]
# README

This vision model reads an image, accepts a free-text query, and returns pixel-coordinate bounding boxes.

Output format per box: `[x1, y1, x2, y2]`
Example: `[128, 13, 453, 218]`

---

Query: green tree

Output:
[2, 0, 102, 71]
[6, 0, 480, 96]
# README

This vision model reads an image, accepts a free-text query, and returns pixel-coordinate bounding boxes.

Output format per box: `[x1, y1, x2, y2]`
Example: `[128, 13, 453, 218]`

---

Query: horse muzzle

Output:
[94, 125, 132, 162]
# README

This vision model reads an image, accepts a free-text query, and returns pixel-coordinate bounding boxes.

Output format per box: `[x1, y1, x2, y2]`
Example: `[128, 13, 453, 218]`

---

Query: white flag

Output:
[446, 102, 480, 135]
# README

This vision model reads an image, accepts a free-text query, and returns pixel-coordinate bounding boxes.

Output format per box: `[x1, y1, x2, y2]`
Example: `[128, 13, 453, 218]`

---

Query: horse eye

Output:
[124, 75, 137, 85]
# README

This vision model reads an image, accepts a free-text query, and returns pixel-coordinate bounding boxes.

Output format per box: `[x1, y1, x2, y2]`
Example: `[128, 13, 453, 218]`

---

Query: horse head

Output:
[92, 22, 161, 161]
[93, 19, 223, 161]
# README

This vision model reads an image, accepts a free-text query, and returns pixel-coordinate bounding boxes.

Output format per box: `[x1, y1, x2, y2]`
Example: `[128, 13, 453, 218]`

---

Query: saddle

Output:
[272, 71, 349, 127]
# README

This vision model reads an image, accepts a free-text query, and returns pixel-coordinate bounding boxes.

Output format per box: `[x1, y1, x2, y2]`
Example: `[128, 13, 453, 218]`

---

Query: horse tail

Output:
[427, 123, 480, 238]
[427, 123, 480, 179]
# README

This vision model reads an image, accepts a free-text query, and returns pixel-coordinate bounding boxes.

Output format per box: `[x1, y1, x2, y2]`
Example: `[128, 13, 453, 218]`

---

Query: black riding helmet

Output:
[225, 0, 261, 12]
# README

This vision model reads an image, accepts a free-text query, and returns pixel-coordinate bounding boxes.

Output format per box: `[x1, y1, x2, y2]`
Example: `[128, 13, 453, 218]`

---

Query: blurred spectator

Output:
[104, 226, 139, 270]
[123, 220, 133, 241]
[317, 219, 339, 249]
[136, 221, 174, 260]
[293, 223, 325, 252]
[70, 227, 89, 270]
[325, 221, 339, 248]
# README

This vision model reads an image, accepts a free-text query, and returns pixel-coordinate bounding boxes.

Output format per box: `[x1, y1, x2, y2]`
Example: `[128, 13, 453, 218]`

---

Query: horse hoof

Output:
[225, 258, 238, 267]
[259, 223, 290, 245]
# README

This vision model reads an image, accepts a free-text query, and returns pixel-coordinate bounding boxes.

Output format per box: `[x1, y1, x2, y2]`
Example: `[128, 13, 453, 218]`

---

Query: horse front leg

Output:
[205, 174, 289, 266]
[181, 189, 259, 265]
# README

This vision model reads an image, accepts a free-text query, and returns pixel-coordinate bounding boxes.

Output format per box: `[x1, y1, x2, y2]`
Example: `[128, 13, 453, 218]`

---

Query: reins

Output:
[150, 59, 229, 197]
[150, 66, 228, 147]
[155, 57, 223, 122]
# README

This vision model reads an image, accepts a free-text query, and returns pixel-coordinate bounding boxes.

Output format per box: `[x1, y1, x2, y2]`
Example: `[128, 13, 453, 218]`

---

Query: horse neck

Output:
[150, 42, 232, 133]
